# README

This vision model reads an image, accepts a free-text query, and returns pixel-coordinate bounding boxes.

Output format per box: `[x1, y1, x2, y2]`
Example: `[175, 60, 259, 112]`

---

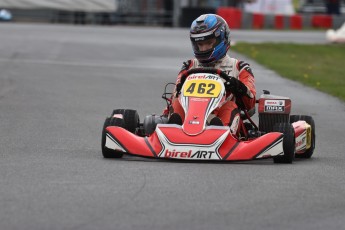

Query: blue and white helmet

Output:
[190, 14, 231, 64]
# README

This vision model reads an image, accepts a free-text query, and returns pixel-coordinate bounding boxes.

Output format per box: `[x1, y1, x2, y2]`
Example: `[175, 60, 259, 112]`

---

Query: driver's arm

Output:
[237, 61, 256, 111]
[170, 60, 193, 117]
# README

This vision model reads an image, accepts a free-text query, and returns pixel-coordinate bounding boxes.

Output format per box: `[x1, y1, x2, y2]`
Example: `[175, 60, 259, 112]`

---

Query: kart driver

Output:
[168, 14, 256, 135]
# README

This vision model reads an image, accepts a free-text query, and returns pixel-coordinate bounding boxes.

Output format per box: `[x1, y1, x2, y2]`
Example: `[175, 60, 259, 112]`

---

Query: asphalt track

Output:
[0, 23, 344, 230]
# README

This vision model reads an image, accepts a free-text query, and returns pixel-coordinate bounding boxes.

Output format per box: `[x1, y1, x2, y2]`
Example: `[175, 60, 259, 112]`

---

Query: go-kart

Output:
[101, 68, 315, 163]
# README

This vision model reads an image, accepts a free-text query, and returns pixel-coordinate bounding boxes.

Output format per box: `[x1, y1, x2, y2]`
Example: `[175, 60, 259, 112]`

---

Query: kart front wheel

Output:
[273, 123, 295, 164]
[101, 109, 140, 158]
[290, 115, 315, 158]
[101, 117, 124, 158]
[111, 109, 140, 133]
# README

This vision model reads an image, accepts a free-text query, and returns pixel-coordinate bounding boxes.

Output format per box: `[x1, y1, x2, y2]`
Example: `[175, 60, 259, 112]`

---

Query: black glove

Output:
[225, 77, 248, 97]
[175, 82, 182, 97]
[175, 60, 191, 97]
[179, 60, 191, 73]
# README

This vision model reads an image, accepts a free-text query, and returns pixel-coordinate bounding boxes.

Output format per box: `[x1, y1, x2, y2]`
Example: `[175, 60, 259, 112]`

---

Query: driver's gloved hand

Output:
[179, 60, 191, 73]
[175, 60, 191, 97]
[225, 77, 248, 97]
[175, 82, 182, 97]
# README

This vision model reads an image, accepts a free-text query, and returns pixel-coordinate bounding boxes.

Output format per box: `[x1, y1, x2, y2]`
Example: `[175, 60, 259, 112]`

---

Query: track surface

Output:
[0, 24, 344, 230]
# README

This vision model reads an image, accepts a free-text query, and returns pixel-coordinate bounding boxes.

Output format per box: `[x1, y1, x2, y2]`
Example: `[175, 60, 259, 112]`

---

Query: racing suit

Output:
[171, 54, 256, 134]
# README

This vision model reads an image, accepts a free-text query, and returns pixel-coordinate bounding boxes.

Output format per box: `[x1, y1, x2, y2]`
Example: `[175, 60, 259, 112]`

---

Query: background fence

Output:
[1, 0, 344, 29]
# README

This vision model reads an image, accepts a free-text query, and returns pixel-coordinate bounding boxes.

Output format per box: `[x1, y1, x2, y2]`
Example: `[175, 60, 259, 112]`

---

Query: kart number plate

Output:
[183, 79, 222, 98]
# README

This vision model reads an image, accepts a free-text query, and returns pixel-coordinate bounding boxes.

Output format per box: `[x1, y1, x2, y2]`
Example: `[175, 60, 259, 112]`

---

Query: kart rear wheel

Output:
[259, 114, 289, 133]
[290, 115, 316, 158]
[273, 123, 295, 164]
[101, 117, 124, 158]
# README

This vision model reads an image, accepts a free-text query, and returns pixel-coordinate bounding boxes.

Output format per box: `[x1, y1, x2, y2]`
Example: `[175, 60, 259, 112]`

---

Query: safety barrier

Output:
[311, 14, 333, 28]
[290, 15, 303, 29]
[217, 7, 242, 29]
[3, 6, 344, 29]
[217, 7, 345, 30]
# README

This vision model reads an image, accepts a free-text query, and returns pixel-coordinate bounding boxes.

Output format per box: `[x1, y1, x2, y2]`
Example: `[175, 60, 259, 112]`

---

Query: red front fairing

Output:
[179, 74, 226, 135]
[106, 125, 284, 161]
[105, 73, 285, 161]
[182, 97, 211, 135]
[224, 135, 282, 160]
[106, 126, 161, 157]
[292, 120, 311, 154]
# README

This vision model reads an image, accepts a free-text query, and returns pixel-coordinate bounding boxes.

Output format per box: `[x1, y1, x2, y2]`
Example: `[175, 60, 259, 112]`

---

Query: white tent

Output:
[326, 22, 345, 43]
[244, 0, 295, 15]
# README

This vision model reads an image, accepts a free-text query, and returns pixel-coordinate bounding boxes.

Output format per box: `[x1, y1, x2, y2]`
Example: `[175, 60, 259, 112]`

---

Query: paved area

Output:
[0, 24, 344, 230]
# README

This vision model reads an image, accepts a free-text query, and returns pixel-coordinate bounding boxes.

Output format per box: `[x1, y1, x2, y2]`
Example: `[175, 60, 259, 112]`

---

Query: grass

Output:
[231, 42, 345, 101]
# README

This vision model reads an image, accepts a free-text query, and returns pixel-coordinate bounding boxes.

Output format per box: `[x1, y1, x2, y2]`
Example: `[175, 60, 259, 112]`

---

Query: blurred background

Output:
[0, 0, 344, 29]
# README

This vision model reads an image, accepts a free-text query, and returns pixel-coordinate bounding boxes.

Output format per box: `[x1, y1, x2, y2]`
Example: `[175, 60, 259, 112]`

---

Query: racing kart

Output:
[101, 68, 315, 163]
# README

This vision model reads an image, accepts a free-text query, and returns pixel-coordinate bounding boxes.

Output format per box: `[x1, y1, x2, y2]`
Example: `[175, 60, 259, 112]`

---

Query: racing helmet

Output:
[190, 14, 231, 64]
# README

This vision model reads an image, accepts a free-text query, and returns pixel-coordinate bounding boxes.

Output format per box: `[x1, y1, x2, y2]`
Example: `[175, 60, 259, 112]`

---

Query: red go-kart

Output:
[101, 68, 315, 163]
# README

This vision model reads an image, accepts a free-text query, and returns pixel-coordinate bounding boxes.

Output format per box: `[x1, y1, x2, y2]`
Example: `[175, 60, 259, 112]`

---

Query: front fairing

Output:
[179, 73, 226, 135]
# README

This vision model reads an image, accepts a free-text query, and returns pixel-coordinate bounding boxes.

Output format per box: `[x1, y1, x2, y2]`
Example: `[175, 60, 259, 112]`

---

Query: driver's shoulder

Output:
[225, 56, 251, 71]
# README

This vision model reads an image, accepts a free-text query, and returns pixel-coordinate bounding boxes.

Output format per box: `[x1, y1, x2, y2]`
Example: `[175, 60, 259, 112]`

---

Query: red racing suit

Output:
[171, 55, 256, 134]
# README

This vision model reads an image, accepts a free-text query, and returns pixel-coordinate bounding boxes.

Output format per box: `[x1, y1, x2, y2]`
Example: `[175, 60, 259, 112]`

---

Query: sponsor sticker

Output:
[164, 149, 218, 159]
[183, 79, 222, 98]
[264, 100, 285, 112]
[191, 98, 209, 102]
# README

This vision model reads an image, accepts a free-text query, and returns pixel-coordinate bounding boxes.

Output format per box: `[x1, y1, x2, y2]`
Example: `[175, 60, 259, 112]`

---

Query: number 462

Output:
[186, 82, 216, 95]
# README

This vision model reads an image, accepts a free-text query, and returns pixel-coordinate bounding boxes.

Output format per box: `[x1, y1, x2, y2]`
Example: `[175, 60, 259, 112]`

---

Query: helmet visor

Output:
[191, 34, 222, 59]
[192, 37, 218, 53]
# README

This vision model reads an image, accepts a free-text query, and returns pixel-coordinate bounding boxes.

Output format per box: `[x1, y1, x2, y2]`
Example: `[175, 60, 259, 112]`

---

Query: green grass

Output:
[232, 42, 345, 101]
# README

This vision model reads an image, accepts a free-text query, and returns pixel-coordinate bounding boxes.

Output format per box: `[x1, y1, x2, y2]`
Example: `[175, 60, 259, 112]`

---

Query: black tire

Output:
[143, 114, 168, 136]
[101, 109, 140, 159]
[259, 114, 289, 133]
[101, 117, 124, 158]
[273, 123, 295, 164]
[290, 115, 316, 158]
[111, 109, 140, 133]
